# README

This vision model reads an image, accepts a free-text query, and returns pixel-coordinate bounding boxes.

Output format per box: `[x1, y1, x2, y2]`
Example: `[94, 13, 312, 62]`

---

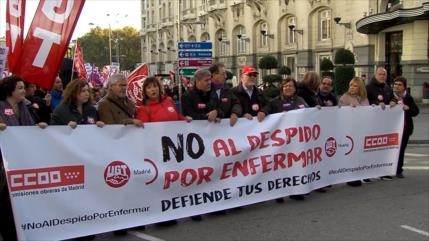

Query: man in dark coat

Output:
[208, 63, 242, 126]
[366, 67, 394, 106]
[232, 65, 268, 122]
[366, 67, 395, 180]
[182, 68, 219, 122]
[391, 76, 419, 178]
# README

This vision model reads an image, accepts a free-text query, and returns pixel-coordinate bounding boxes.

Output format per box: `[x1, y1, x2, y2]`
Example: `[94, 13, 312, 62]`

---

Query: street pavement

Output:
[410, 103, 429, 144]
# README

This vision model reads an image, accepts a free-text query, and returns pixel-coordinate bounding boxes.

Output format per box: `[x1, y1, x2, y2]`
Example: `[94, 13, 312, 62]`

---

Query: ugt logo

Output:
[104, 161, 131, 188]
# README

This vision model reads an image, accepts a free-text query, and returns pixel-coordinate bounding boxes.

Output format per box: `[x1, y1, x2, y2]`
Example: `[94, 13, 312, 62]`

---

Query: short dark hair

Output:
[393, 76, 407, 88]
[0, 75, 26, 100]
[208, 63, 225, 75]
[142, 76, 163, 104]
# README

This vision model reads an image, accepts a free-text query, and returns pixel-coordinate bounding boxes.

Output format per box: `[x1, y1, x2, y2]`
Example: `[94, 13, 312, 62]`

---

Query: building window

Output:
[317, 54, 332, 73]
[287, 17, 296, 44]
[236, 26, 247, 54]
[285, 56, 295, 76]
[260, 23, 268, 47]
[320, 9, 331, 40]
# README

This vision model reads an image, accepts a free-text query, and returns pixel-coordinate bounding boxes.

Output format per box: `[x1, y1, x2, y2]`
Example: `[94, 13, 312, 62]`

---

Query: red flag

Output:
[13, 0, 86, 90]
[126, 63, 149, 105]
[73, 40, 87, 80]
[5, 0, 26, 72]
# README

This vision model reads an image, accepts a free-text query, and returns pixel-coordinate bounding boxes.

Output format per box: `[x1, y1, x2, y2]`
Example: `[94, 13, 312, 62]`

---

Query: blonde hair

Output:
[347, 77, 367, 98]
[302, 71, 320, 92]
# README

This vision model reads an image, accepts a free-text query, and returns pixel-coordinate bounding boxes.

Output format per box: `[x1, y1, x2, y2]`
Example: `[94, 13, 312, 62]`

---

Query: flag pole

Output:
[70, 39, 78, 81]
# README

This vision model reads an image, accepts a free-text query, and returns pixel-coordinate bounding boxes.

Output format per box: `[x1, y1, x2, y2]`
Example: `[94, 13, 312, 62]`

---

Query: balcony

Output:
[229, 0, 245, 6]
[147, 23, 158, 32]
[356, 1, 429, 34]
[160, 17, 174, 28]
[208, 0, 227, 11]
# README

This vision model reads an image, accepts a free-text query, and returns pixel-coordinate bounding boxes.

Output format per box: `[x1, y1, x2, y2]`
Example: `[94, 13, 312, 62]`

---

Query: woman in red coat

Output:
[136, 77, 190, 123]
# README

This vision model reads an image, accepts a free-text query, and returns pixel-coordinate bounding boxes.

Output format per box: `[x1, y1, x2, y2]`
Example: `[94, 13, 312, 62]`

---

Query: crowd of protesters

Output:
[0, 64, 420, 240]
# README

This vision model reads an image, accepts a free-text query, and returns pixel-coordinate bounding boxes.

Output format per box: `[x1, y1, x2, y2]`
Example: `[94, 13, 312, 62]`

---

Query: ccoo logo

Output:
[104, 161, 131, 188]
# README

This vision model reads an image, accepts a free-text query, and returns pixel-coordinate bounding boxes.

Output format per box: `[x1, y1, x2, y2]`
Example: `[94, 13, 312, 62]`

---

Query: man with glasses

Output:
[209, 63, 242, 126]
[232, 65, 269, 122]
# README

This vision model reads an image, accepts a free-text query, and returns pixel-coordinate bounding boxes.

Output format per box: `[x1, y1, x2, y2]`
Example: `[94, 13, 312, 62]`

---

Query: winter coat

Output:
[181, 88, 219, 120]
[51, 102, 99, 125]
[97, 93, 136, 125]
[232, 84, 269, 116]
[366, 77, 394, 105]
[263, 95, 308, 114]
[136, 97, 184, 123]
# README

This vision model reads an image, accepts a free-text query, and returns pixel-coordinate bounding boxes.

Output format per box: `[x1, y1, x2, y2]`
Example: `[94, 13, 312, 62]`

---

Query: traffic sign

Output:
[179, 59, 213, 67]
[178, 42, 212, 50]
[179, 68, 197, 76]
[178, 51, 212, 58]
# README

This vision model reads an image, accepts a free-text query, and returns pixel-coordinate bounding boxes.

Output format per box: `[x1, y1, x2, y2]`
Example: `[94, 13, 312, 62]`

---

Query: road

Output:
[80, 144, 429, 241]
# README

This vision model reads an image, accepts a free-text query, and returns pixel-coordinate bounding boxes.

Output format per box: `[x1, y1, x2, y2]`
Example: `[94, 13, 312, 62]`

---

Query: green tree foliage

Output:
[258, 55, 278, 70]
[334, 67, 355, 95]
[262, 74, 282, 86]
[334, 48, 355, 65]
[334, 48, 355, 95]
[78, 26, 141, 71]
[320, 58, 334, 72]
[278, 66, 291, 76]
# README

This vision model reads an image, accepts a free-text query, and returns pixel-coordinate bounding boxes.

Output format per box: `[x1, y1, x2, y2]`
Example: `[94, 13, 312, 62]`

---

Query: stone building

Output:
[140, 0, 428, 99]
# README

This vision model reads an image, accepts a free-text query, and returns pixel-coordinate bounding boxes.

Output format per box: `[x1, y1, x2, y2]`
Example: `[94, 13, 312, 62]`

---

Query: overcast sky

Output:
[0, 0, 142, 40]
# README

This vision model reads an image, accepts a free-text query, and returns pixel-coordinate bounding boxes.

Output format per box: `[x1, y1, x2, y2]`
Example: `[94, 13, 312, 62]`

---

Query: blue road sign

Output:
[178, 42, 212, 50]
[178, 51, 212, 58]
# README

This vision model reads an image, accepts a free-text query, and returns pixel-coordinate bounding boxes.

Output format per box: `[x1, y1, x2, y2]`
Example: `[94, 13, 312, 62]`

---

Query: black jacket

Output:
[181, 88, 219, 120]
[232, 84, 269, 116]
[392, 93, 419, 136]
[317, 91, 338, 106]
[212, 87, 242, 118]
[51, 102, 99, 125]
[366, 77, 394, 105]
[297, 85, 318, 107]
[263, 95, 308, 114]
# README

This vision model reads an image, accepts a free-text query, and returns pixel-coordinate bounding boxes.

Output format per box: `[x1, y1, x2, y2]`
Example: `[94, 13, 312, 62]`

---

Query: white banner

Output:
[0, 106, 403, 240]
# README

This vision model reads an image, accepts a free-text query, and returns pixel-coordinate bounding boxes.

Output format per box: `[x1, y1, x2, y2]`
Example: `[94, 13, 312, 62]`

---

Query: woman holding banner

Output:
[51, 79, 104, 128]
[136, 76, 191, 123]
[339, 77, 370, 186]
[263, 77, 308, 201]
[0, 75, 48, 241]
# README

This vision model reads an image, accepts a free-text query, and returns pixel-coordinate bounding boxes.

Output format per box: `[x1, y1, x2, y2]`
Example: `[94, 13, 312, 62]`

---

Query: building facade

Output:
[140, 0, 429, 99]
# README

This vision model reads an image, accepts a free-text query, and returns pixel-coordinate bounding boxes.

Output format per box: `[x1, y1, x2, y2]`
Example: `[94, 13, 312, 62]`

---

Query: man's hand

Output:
[132, 119, 144, 127]
[379, 102, 386, 110]
[243, 113, 253, 120]
[229, 113, 238, 127]
[0, 123, 6, 131]
[37, 122, 48, 129]
[324, 100, 333, 106]
[68, 121, 77, 129]
[185, 116, 193, 122]
[257, 112, 266, 122]
[96, 121, 105, 128]
[403, 104, 410, 111]
[207, 110, 218, 122]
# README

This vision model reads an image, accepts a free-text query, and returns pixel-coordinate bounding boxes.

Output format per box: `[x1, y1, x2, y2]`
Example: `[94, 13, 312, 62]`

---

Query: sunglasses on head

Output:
[246, 73, 258, 77]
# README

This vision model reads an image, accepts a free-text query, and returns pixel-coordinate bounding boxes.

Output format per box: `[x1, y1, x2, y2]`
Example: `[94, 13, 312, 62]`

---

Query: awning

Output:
[356, 2, 429, 34]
